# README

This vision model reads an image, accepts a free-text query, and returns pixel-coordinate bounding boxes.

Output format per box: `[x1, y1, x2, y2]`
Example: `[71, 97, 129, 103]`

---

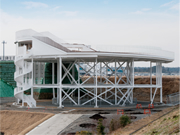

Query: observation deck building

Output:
[14, 29, 174, 108]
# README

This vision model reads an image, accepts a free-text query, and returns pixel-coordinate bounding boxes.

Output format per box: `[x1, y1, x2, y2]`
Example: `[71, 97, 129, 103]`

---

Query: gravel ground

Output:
[0, 97, 16, 104]
[59, 108, 165, 135]
[0, 99, 171, 135]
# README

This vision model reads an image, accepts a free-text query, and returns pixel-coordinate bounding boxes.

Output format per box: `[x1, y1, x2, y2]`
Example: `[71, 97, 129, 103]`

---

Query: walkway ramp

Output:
[26, 114, 82, 135]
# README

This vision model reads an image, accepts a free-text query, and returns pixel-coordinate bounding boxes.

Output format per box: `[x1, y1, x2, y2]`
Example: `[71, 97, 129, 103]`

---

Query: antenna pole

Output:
[2, 41, 7, 61]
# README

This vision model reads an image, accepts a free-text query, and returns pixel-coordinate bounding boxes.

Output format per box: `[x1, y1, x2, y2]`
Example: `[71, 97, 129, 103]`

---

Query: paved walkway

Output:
[26, 114, 82, 135]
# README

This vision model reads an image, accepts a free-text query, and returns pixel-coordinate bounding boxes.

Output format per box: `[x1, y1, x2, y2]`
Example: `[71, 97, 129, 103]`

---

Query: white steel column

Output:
[57, 59, 59, 104]
[127, 61, 129, 84]
[31, 58, 33, 98]
[72, 63, 75, 84]
[37, 62, 40, 84]
[43, 63, 45, 84]
[95, 58, 98, 108]
[59, 57, 62, 108]
[22, 60, 24, 106]
[52, 63, 55, 98]
[150, 61, 152, 102]
[156, 62, 159, 86]
[160, 63, 163, 103]
[72, 63, 75, 98]
[100, 62, 102, 98]
[33, 62, 35, 84]
[78, 59, 80, 105]
[94, 61, 96, 103]
[105, 64, 108, 99]
[115, 60, 117, 105]
[130, 59, 134, 103]
[132, 60, 134, 85]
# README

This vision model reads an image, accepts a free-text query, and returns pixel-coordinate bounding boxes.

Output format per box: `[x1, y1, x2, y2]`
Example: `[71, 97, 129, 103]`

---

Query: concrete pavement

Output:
[26, 114, 82, 135]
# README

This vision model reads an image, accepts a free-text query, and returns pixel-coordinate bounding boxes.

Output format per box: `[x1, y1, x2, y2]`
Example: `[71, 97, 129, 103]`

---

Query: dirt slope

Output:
[0, 110, 54, 135]
[133, 76, 180, 102]
[111, 106, 179, 135]
[135, 106, 180, 134]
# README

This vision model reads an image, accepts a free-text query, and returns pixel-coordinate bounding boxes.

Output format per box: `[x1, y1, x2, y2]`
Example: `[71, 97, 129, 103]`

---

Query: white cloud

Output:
[142, 8, 151, 11]
[160, 1, 179, 11]
[58, 11, 78, 16]
[53, 6, 61, 11]
[131, 8, 151, 15]
[160, 1, 174, 7]
[103, 0, 111, 4]
[131, 11, 144, 14]
[0, 9, 179, 67]
[22, 1, 48, 9]
[170, 3, 179, 10]
[131, 8, 151, 14]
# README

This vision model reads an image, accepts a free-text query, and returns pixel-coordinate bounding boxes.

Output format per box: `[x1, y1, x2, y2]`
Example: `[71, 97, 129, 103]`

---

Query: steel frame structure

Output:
[30, 57, 163, 108]
[14, 29, 173, 108]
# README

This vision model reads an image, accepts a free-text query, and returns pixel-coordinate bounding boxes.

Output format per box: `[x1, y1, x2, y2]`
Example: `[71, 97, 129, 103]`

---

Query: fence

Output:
[0, 56, 15, 61]
[167, 92, 180, 105]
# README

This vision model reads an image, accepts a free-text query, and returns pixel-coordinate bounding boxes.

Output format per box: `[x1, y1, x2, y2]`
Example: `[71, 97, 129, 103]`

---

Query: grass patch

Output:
[172, 115, 179, 120]
[151, 129, 158, 135]
[163, 118, 166, 121]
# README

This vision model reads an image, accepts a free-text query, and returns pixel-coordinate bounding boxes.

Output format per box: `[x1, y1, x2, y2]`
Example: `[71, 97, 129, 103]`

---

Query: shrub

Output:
[119, 115, 131, 127]
[173, 115, 179, 120]
[97, 119, 105, 135]
[110, 119, 115, 132]
[163, 118, 167, 121]
[76, 131, 92, 135]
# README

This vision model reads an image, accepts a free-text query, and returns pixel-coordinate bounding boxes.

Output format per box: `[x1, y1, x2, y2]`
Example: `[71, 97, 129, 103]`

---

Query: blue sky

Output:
[1, 0, 179, 19]
[0, 0, 179, 67]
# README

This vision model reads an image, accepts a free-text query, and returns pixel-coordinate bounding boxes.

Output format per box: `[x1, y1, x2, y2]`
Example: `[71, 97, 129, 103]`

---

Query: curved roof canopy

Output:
[16, 29, 174, 63]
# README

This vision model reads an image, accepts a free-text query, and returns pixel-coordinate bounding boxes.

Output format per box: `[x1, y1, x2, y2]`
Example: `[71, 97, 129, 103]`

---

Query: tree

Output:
[120, 115, 131, 127]
[97, 119, 105, 135]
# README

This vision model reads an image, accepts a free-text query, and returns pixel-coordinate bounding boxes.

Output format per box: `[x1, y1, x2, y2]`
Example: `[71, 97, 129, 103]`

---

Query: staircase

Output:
[14, 54, 36, 107]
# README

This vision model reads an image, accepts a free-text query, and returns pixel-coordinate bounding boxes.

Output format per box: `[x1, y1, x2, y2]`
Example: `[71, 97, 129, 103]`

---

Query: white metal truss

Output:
[56, 58, 134, 107]
[57, 58, 163, 107]
[15, 56, 163, 108]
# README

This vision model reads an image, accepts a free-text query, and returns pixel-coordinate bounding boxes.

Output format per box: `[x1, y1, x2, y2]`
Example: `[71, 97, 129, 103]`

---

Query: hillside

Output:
[0, 110, 53, 135]
[111, 105, 179, 135]
[135, 105, 180, 134]
[133, 76, 179, 102]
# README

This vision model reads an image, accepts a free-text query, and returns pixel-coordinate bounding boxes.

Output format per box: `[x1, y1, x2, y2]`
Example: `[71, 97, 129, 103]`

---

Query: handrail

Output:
[14, 63, 32, 80]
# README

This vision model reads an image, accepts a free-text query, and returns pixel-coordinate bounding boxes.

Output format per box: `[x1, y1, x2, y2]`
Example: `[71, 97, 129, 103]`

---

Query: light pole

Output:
[2, 41, 7, 61]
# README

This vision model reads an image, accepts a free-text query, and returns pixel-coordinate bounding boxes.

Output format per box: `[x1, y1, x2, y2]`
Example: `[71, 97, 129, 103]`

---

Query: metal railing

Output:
[167, 92, 180, 105]
[0, 55, 15, 61]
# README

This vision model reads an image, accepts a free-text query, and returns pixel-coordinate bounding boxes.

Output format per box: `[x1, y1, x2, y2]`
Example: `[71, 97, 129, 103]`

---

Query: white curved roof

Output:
[16, 29, 174, 63]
